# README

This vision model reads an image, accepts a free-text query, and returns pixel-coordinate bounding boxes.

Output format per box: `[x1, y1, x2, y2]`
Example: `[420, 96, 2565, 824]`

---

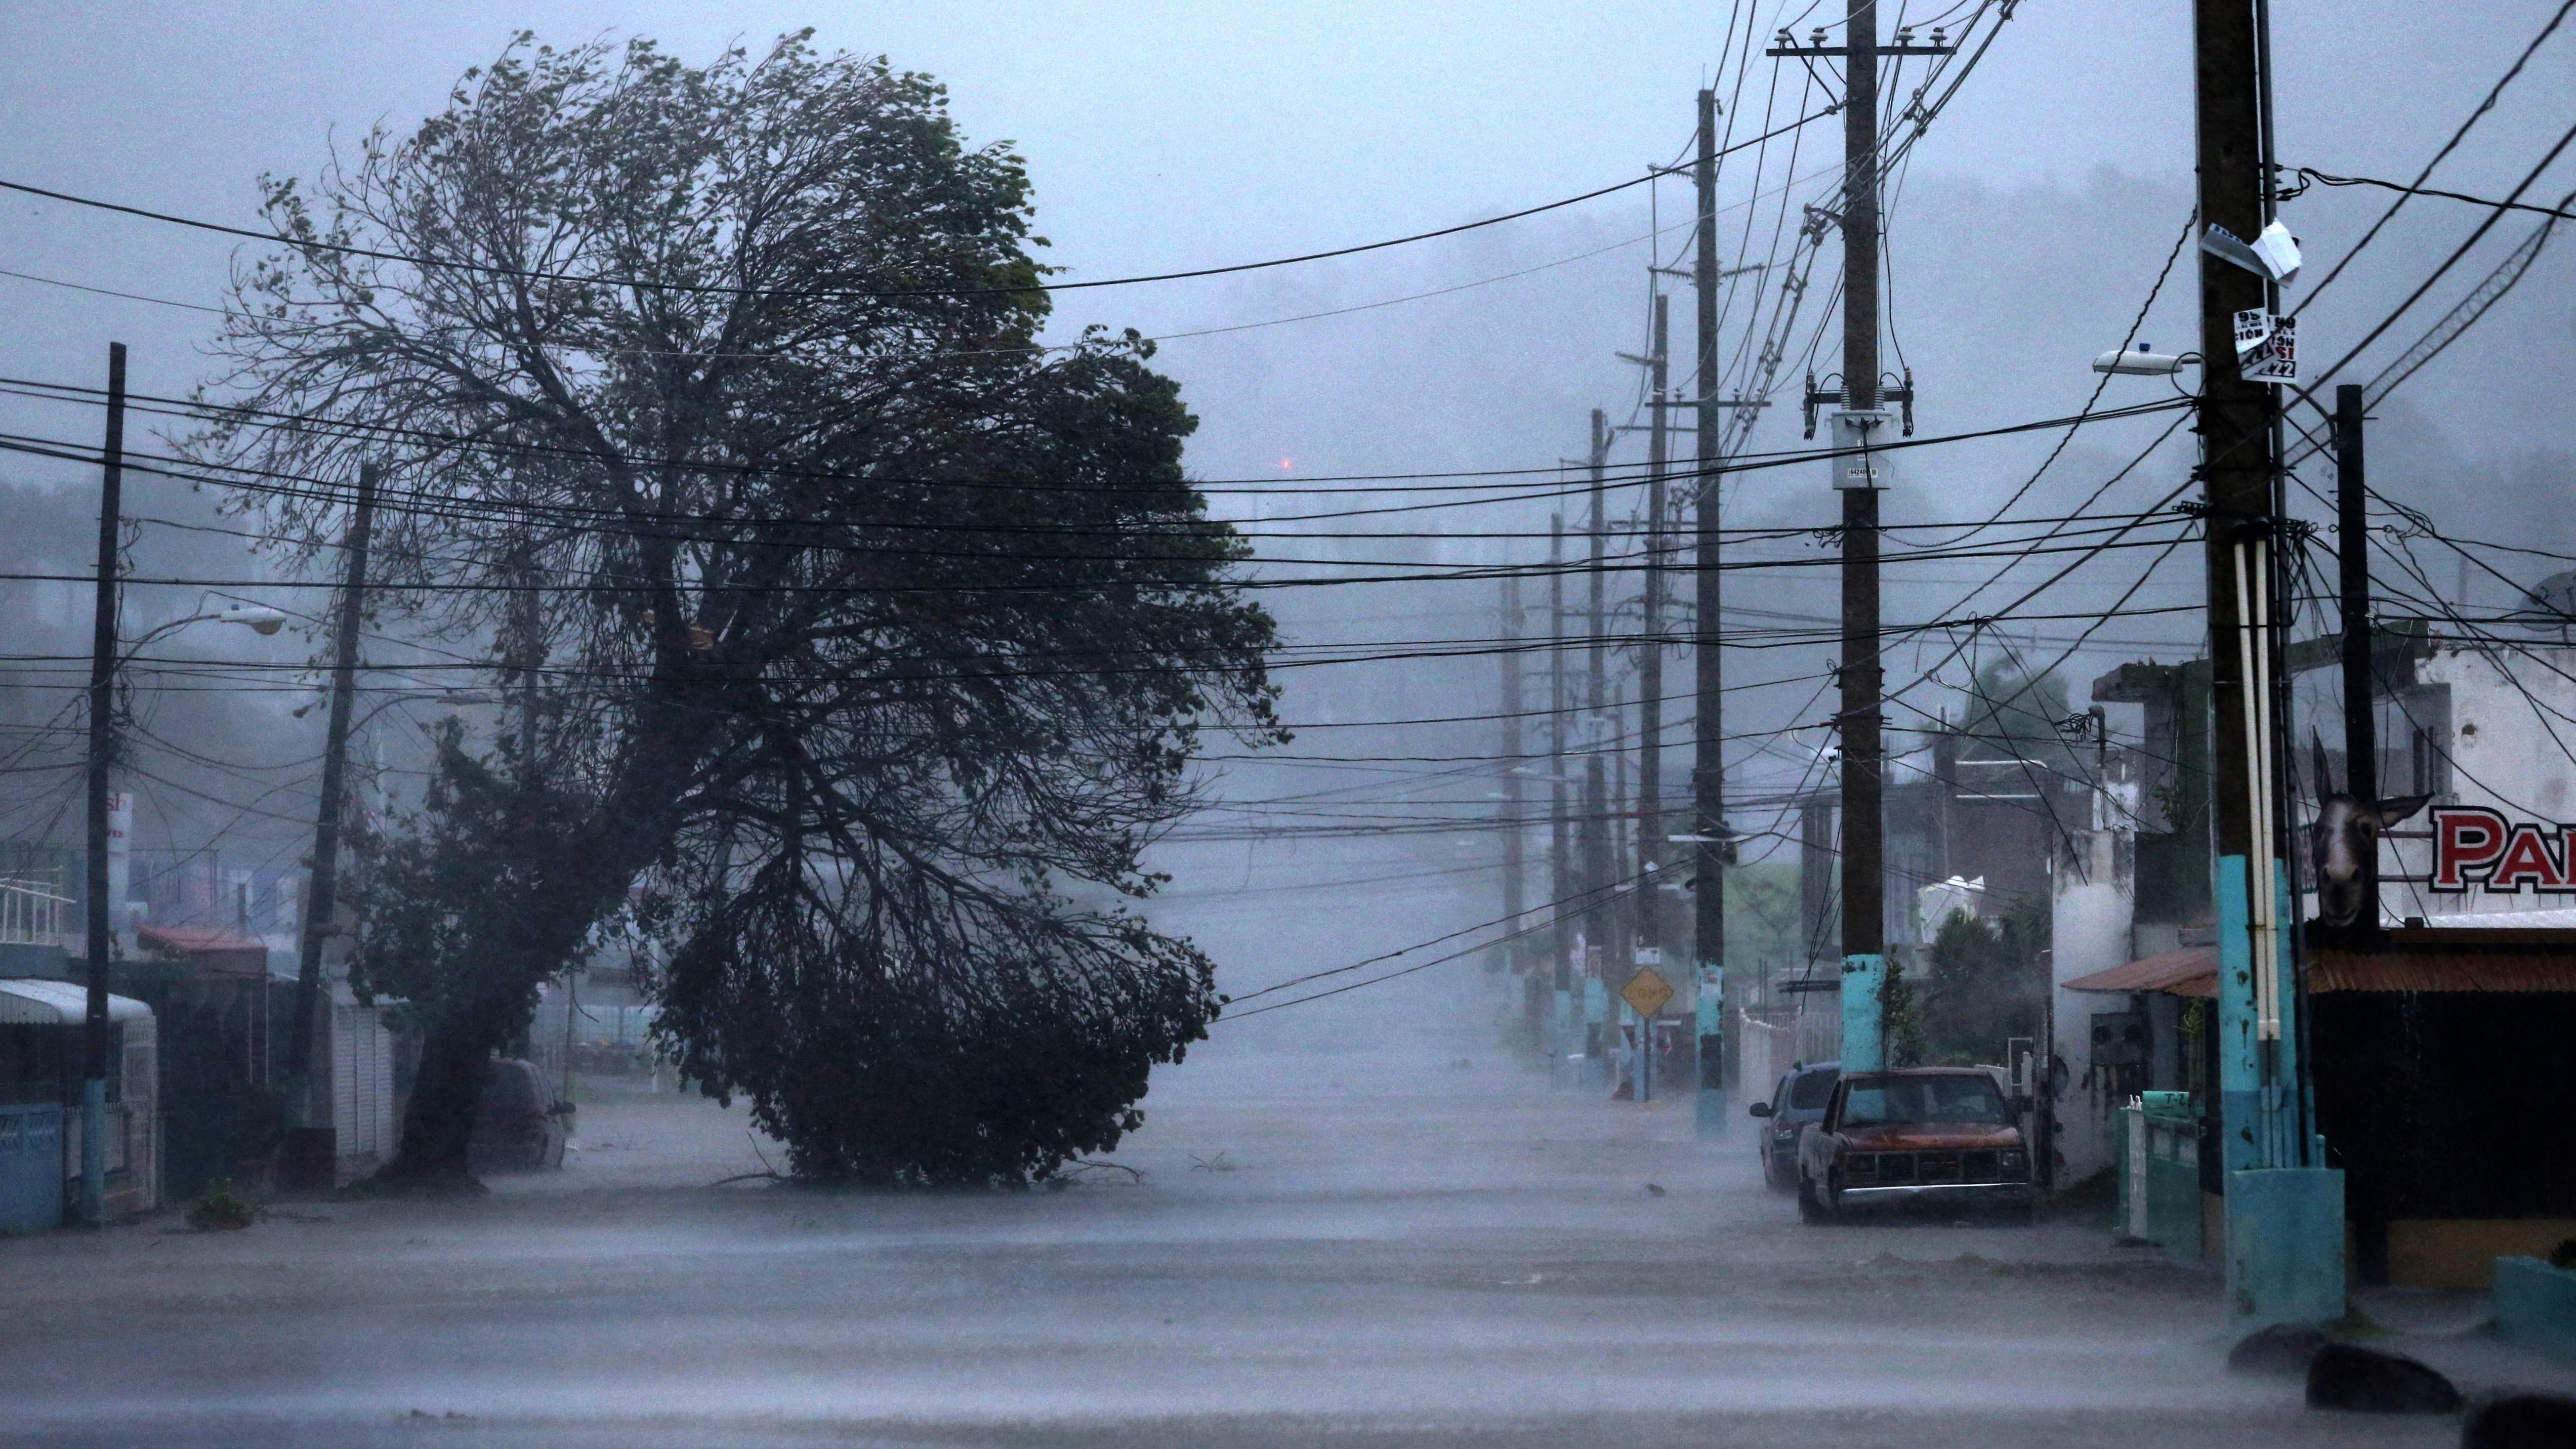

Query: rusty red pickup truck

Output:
[1793, 1067, 2034, 1224]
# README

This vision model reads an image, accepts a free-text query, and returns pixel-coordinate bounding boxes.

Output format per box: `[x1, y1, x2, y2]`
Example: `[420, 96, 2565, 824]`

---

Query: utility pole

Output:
[1548, 514, 1573, 1061]
[1637, 297, 1671, 985]
[1689, 86, 1733, 1128]
[2194, 0, 2341, 1328]
[1500, 571, 1534, 1031]
[1768, 5, 1947, 1073]
[284, 460, 379, 1192]
[1583, 410, 1612, 1082]
[79, 342, 127, 1226]
[2334, 385, 2378, 925]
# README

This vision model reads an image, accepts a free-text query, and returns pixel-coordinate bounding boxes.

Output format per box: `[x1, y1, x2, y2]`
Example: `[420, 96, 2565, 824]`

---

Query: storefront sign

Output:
[2431, 807, 2575, 892]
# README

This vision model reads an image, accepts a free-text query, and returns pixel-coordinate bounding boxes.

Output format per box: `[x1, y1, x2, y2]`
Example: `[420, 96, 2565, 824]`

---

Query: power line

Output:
[2292, 0, 2576, 315]
[0, 110, 1844, 304]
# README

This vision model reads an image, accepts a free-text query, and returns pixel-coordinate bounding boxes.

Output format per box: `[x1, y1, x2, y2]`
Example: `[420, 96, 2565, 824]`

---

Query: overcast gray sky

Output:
[3, 3, 2571, 1018]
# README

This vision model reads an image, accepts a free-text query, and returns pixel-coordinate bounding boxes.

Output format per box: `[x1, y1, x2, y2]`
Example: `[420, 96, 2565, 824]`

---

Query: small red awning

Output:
[135, 924, 270, 978]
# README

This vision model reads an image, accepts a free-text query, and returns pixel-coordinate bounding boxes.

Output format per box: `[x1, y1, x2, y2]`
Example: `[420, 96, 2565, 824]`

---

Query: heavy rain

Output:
[2, 4, 2575, 1445]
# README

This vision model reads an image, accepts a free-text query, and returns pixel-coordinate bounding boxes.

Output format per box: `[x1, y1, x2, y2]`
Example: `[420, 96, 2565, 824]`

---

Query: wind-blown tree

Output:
[192, 33, 1279, 1186]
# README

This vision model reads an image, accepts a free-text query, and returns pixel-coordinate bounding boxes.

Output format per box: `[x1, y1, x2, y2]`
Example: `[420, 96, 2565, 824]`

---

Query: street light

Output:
[78, 601, 286, 1224]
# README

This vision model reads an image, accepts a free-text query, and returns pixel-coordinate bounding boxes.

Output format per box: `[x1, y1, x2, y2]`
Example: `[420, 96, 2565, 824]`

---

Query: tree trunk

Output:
[377, 999, 514, 1188]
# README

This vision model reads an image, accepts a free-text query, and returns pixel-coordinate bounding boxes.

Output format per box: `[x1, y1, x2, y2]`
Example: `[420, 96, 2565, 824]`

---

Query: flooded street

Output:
[5, 1033, 2562, 1448]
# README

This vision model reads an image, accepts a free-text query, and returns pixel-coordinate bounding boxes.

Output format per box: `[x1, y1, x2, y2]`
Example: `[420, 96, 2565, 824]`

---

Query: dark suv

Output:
[1746, 1060, 1839, 1191]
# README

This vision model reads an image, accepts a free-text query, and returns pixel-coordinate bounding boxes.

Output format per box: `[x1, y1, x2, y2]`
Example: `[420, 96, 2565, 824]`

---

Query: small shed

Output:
[0, 979, 158, 1225]
[114, 926, 273, 1200]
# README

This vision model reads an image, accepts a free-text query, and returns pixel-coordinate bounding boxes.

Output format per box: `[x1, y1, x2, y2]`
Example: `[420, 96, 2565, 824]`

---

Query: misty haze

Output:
[2, 3, 2575, 1446]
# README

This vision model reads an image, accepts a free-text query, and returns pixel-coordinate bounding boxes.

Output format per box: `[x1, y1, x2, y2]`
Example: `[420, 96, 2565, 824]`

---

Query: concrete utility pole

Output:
[1769, 4, 1947, 1074]
[1582, 410, 1613, 1080]
[1688, 86, 1732, 1129]
[2193, 0, 2342, 1328]
[283, 460, 379, 1192]
[79, 342, 127, 1226]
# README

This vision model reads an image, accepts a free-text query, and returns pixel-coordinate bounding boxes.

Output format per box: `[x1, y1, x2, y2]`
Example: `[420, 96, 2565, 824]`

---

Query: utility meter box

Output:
[2091, 1011, 2146, 1067]
[1830, 410, 1896, 490]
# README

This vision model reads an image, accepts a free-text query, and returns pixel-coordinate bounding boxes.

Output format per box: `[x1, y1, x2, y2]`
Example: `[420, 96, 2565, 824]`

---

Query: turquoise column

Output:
[1582, 975, 1608, 1087]
[2219, 851, 2346, 1328]
[1693, 961, 1725, 1137]
[1840, 954, 1885, 1072]
[2214, 856, 2263, 1173]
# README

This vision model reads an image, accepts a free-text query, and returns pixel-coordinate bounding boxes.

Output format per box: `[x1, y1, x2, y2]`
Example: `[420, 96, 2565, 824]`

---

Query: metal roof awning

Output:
[2063, 946, 2216, 998]
[2069, 933, 2576, 998]
[0, 978, 153, 1024]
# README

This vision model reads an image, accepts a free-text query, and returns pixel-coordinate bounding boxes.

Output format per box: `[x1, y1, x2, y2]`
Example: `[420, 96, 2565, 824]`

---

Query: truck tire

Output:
[1796, 1174, 1830, 1224]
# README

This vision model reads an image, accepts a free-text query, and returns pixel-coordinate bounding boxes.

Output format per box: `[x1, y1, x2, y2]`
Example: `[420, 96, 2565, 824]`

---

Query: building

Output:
[2053, 626, 2576, 1286]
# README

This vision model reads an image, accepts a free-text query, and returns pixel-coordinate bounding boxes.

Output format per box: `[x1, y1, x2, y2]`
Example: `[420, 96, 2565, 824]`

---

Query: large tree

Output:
[193, 33, 1278, 1185]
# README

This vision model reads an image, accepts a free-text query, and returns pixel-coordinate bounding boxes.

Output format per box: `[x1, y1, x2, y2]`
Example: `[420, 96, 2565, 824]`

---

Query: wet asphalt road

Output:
[1, 1042, 2564, 1448]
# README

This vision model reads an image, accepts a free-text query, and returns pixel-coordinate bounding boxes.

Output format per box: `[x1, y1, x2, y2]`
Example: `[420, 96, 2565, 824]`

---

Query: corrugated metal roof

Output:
[2310, 951, 2576, 993]
[2063, 946, 2217, 996]
[2068, 942, 2576, 997]
[0, 978, 153, 1024]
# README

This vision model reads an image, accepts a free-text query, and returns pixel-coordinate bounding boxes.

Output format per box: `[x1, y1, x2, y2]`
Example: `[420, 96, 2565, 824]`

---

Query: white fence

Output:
[0, 873, 71, 947]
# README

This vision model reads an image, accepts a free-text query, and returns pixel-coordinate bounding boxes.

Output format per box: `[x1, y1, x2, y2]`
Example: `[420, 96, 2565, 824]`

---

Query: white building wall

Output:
[2050, 826, 2131, 1188]
[2380, 643, 2576, 922]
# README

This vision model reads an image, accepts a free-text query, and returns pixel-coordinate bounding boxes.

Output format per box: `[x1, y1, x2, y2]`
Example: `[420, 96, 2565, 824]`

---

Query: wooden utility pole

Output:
[1500, 572, 1531, 1021]
[1583, 409, 1613, 1069]
[79, 341, 127, 1226]
[1832, 0, 1889, 1072]
[283, 460, 379, 1189]
[1766, 3, 1948, 1072]
[1689, 87, 1732, 1123]
[1548, 514, 1573, 1033]
[1638, 295, 1670, 980]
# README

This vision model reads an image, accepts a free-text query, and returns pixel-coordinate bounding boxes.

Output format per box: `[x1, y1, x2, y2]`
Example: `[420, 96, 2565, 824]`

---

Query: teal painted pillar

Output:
[79, 1079, 105, 1224]
[1583, 975, 1608, 1087]
[1840, 954, 1885, 1072]
[2214, 855, 2263, 1173]
[2217, 851, 2346, 1327]
[1694, 961, 1726, 1137]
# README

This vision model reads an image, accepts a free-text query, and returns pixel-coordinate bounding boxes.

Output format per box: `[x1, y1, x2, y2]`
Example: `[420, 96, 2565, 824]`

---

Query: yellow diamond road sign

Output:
[1620, 967, 1674, 1018]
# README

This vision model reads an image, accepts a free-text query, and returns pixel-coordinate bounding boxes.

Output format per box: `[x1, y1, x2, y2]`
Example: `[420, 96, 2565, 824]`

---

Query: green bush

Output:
[186, 1180, 258, 1231]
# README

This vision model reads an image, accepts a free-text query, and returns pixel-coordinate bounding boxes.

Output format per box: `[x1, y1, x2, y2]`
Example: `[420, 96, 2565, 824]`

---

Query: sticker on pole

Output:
[1620, 967, 1674, 1018]
[2233, 309, 2297, 382]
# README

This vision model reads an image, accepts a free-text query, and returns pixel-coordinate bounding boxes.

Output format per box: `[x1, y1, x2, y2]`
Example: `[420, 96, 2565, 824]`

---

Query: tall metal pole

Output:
[2195, 0, 2339, 1328]
[80, 342, 128, 1226]
[1690, 87, 1733, 1129]
[1835, 0, 1889, 1072]
[284, 460, 379, 1187]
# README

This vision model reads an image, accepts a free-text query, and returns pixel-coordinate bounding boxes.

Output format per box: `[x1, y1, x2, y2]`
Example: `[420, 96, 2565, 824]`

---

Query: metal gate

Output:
[0, 1103, 63, 1233]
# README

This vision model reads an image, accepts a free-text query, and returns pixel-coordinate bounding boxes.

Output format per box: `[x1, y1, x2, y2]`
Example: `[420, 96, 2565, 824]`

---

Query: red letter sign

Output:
[2432, 807, 2509, 892]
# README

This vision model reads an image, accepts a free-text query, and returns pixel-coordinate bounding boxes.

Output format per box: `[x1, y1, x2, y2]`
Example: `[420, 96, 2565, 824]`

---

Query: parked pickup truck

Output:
[1794, 1067, 2033, 1224]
